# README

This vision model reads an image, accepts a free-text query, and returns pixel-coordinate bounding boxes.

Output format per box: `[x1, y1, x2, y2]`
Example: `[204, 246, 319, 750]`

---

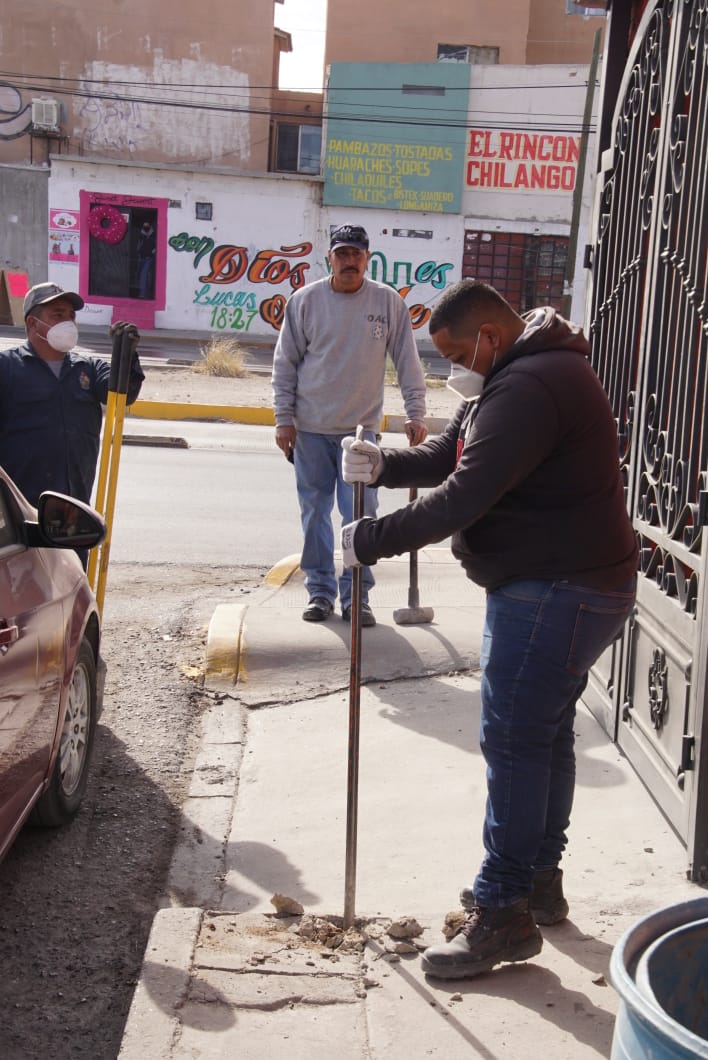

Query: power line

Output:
[1, 68, 597, 96]
[1, 67, 598, 147]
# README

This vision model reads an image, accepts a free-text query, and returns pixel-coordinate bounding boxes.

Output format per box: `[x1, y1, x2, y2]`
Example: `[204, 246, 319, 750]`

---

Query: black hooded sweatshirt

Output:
[355, 307, 638, 591]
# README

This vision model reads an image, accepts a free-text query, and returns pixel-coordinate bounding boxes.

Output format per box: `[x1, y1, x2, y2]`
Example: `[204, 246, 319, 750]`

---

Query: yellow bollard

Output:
[90, 322, 139, 616]
[87, 387, 117, 588]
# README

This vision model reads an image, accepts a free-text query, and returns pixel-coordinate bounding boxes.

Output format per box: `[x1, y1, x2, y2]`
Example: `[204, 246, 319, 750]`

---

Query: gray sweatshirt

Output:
[271, 276, 426, 434]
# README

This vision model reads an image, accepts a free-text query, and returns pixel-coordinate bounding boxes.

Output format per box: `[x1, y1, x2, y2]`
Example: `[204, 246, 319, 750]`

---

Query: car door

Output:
[0, 479, 63, 851]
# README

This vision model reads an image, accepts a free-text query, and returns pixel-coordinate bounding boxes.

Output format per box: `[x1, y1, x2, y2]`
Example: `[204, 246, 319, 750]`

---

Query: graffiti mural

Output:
[170, 233, 311, 333]
[0, 83, 31, 140]
[170, 231, 453, 332]
[368, 251, 453, 330]
[77, 96, 140, 154]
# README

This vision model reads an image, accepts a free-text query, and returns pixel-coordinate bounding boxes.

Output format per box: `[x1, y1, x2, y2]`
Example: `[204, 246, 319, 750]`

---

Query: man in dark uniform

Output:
[0, 282, 144, 514]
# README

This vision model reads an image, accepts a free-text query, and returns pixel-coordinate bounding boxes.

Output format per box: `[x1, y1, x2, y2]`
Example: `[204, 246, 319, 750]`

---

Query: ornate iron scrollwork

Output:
[648, 647, 669, 729]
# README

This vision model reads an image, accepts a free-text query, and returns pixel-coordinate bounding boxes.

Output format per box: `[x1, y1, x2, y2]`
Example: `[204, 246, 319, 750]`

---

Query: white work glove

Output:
[341, 435, 383, 484]
[341, 519, 365, 568]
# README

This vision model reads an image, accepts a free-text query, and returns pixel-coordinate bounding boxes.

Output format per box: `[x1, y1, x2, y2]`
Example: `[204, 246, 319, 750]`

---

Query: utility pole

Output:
[562, 28, 602, 320]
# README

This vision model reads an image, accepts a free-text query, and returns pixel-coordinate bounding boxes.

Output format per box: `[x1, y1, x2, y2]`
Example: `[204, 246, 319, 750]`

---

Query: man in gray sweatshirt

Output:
[272, 223, 427, 626]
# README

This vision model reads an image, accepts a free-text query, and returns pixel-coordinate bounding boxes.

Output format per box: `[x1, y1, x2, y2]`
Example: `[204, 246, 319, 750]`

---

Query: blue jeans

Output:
[138, 256, 154, 298]
[473, 577, 636, 908]
[293, 430, 377, 610]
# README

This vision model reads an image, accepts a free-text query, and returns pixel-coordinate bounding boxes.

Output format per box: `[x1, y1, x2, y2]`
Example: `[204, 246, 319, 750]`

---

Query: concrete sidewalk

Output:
[119, 549, 698, 1060]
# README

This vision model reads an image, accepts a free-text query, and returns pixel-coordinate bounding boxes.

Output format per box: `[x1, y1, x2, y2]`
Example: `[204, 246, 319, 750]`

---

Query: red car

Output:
[0, 465, 106, 862]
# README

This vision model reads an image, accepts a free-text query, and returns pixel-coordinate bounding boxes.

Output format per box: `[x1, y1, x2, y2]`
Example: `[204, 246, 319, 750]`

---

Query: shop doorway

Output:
[80, 192, 166, 328]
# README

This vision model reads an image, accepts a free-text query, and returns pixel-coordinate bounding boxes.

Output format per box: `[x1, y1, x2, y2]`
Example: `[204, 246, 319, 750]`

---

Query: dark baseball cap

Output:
[329, 224, 369, 252]
[23, 282, 84, 318]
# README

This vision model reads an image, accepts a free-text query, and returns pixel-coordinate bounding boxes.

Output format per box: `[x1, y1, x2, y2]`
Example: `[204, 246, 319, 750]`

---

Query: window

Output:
[438, 44, 470, 63]
[463, 231, 568, 313]
[437, 44, 499, 64]
[274, 123, 322, 174]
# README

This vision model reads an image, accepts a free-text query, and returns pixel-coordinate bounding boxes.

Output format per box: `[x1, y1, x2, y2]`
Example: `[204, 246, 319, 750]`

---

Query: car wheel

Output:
[31, 637, 98, 827]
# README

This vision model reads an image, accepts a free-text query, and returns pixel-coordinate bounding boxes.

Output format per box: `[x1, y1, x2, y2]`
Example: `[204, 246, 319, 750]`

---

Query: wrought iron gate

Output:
[585, 0, 708, 880]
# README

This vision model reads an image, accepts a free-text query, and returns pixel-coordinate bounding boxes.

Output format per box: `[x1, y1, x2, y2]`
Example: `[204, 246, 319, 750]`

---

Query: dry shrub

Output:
[386, 355, 446, 389]
[193, 336, 249, 378]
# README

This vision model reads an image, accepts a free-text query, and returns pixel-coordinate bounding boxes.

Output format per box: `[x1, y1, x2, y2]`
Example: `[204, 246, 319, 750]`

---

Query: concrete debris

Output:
[386, 916, 424, 940]
[294, 914, 366, 953]
[259, 907, 425, 959]
[362, 921, 387, 940]
[270, 893, 304, 917]
[388, 940, 419, 955]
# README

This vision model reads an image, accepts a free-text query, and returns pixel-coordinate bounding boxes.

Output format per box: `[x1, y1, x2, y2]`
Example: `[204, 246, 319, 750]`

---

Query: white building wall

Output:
[49, 160, 324, 336]
[49, 159, 464, 343]
[463, 64, 594, 223]
[463, 63, 599, 321]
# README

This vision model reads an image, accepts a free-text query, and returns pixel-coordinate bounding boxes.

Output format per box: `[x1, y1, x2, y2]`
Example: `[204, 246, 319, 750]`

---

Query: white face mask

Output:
[40, 319, 79, 353]
[445, 329, 485, 401]
[446, 362, 485, 400]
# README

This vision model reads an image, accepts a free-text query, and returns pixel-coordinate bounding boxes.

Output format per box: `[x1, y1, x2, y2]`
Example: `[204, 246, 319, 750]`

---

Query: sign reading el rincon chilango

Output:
[465, 129, 581, 192]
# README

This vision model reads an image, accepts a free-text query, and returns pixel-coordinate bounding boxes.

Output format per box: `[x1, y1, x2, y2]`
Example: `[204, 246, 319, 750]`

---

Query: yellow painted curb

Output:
[205, 603, 246, 690]
[382, 414, 449, 435]
[129, 402, 448, 434]
[264, 554, 301, 586]
[204, 558, 300, 689]
[130, 400, 275, 425]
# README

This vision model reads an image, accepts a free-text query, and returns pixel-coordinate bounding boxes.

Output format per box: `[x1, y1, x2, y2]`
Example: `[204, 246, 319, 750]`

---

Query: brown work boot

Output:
[530, 868, 569, 925]
[421, 898, 542, 979]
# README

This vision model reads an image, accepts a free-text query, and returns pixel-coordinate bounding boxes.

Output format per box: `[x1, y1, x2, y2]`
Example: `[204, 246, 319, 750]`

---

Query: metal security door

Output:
[585, 0, 708, 879]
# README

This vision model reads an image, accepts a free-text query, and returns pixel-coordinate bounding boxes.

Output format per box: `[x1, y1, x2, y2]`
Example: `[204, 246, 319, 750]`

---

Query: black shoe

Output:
[530, 868, 569, 925]
[421, 899, 542, 980]
[302, 597, 333, 622]
[460, 869, 569, 925]
[341, 602, 376, 627]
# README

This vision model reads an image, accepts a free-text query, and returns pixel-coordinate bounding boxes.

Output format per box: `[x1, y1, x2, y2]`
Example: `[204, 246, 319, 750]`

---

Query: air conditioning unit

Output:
[31, 98, 61, 131]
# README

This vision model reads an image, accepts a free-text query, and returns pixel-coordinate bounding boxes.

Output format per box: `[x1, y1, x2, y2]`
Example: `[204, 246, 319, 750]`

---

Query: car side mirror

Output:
[32, 493, 107, 550]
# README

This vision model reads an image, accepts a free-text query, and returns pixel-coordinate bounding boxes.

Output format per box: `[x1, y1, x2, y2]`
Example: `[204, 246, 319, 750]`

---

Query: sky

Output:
[275, 0, 327, 92]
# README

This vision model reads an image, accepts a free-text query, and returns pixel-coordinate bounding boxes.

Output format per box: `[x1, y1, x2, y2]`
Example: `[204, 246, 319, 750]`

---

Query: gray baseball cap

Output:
[23, 282, 84, 318]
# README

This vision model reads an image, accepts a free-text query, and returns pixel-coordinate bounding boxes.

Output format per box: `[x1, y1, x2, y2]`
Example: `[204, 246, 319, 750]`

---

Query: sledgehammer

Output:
[393, 486, 434, 625]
